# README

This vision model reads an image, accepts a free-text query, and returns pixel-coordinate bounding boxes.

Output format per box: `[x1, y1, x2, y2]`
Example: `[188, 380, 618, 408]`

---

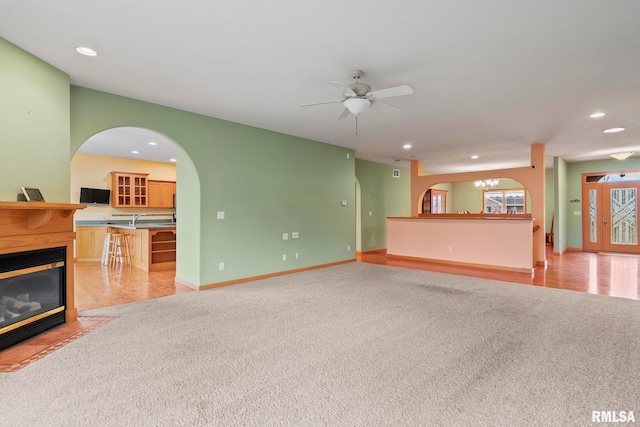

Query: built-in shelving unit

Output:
[150, 230, 176, 266]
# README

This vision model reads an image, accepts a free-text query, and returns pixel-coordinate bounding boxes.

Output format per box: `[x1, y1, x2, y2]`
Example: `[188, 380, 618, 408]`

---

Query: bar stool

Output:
[101, 232, 112, 265]
[108, 233, 132, 267]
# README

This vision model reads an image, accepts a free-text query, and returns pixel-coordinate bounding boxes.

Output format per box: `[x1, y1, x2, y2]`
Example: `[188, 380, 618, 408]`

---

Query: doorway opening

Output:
[71, 127, 183, 308]
[582, 172, 640, 254]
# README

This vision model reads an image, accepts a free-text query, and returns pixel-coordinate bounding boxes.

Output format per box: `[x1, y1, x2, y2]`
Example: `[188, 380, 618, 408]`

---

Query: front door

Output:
[583, 173, 640, 254]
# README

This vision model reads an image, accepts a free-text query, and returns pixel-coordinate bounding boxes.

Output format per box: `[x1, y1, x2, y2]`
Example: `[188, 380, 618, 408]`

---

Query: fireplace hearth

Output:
[0, 202, 84, 351]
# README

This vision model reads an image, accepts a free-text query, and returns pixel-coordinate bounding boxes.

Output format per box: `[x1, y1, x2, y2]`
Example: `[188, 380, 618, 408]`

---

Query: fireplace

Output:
[0, 247, 66, 351]
[0, 202, 84, 351]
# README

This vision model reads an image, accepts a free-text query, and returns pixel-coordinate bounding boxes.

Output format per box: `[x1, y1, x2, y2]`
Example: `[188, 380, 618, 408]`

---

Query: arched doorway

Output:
[71, 127, 195, 310]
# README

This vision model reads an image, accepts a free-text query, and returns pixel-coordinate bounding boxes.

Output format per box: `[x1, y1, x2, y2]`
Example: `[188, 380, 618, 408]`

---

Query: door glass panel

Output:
[610, 188, 637, 245]
[589, 189, 597, 243]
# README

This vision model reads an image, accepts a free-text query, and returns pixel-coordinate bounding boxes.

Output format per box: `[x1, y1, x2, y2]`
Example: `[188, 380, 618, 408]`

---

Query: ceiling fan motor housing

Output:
[348, 83, 372, 97]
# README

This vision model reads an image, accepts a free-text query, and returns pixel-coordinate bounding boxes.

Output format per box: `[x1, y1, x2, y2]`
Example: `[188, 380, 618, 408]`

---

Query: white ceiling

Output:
[2, 1, 640, 172]
[76, 127, 177, 164]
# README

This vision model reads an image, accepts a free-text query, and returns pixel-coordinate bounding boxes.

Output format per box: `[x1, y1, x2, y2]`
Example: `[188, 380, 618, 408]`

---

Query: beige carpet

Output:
[1, 263, 639, 426]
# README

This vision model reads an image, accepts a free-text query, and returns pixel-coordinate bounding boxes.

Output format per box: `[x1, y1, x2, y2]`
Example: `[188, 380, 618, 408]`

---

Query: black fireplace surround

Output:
[0, 247, 66, 351]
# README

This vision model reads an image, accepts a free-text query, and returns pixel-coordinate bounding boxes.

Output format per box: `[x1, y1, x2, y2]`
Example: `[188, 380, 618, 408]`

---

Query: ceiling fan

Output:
[300, 70, 414, 120]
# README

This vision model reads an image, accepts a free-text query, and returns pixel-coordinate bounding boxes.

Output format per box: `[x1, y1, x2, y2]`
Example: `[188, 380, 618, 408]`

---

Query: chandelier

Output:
[475, 179, 499, 190]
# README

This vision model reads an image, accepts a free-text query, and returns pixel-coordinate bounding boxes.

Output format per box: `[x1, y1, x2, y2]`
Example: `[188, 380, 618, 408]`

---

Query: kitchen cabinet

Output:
[148, 180, 175, 208]
[76, 226, 107, 261]
[111, 172, 149, 207]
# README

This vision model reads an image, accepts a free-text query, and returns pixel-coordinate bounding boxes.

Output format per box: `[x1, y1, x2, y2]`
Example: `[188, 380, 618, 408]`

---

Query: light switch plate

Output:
[217, 211, 225, 220]
[283, 233, 289, 240]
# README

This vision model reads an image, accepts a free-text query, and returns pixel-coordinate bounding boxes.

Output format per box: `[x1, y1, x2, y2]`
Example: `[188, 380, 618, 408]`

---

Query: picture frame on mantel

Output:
[21, 187, 45, 202]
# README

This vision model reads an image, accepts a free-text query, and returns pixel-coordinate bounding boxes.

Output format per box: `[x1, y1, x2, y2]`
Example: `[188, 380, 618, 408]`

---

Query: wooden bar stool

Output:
[109, 233, 132, 267]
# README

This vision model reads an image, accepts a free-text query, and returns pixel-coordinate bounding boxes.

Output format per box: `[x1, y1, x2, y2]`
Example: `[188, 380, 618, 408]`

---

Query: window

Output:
[483, 189, 525, 214]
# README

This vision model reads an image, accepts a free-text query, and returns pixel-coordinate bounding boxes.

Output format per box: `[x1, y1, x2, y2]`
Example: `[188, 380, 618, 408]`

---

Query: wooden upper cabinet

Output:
[111, 172, 149, 207]
[148, 180, 176, 208]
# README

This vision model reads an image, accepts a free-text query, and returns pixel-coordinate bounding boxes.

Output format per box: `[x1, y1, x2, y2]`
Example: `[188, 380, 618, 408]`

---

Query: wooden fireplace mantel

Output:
[0, 201, 83, 230]
[0, 201, 85, 323]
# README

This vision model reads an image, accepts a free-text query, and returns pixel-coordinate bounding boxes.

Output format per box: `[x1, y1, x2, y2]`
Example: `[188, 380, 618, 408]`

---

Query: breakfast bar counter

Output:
[387, 214, 533, 273]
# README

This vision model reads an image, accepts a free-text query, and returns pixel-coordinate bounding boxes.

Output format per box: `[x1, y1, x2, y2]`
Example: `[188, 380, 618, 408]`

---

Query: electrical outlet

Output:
[217, 211, 225, 220]
[347, 245, 351, 252]
[448, 246, 453, 252]
[282, 254, 287, 261]
[295, 252, 300, 259]
[282, 233, 289, 240]
[292, 232, 299, 239]
[219, 262, 225, 270]
[369, 211, 372, 216]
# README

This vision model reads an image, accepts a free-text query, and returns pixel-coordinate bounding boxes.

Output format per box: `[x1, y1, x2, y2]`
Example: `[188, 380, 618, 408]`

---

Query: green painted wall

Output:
[0, 38, 70, 202]
[355, 160, 410, 251]
[70, 87, 356, 287]
[545, 168, 554, 234]
[565, 157, 640, 249]
[451, 181, 481, 213]
[175, 146, 201, 283]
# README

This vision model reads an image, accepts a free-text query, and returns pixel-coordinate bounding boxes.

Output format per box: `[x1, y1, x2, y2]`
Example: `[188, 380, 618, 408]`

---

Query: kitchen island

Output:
[106, 223, 176, 272]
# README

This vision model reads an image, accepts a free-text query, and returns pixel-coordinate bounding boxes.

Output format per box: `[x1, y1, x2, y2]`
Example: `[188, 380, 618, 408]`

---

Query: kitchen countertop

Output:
[76, 220, 176, 230]
[108, 223, 176, 230]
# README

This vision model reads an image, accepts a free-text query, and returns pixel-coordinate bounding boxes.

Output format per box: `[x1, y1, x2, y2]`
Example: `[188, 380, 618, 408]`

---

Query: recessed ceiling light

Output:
[590, 112, 605, 118]
[131, 150, 139, 154]
[148, 142, 157, 146]
[471, 155, 479, 159]
[603, 127, 625, 133]
[76, 46, 97, 57]
[403, 144, 412, 149]
[170, 158, 177, 162]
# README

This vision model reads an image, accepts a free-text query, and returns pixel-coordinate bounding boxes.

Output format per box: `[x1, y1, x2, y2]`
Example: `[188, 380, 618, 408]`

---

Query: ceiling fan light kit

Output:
[300, 69, 414, 123]
[344, 98, 371, 115]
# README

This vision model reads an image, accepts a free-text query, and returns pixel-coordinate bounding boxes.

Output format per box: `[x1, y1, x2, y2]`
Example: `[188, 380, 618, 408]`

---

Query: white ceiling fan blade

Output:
[336, 107, 351, 120]
[331, 81, 357, 97]
[299, 100, 343, 107]
[371, 101, 402, 115]
[368, 85, 414, 100]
